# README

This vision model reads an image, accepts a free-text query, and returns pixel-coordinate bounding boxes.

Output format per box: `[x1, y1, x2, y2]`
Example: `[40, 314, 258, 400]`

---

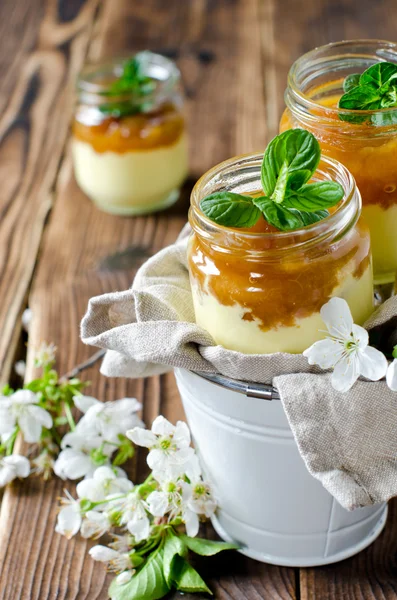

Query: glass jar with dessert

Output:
[281, 40, 397, 284]
[72, 51, 188, 215]
[188, 130, 373, 354]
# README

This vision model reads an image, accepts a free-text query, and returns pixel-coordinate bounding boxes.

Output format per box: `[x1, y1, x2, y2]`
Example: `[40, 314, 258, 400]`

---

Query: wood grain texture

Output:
[0, 0, 101, 383]
[0, 0, 295, 598]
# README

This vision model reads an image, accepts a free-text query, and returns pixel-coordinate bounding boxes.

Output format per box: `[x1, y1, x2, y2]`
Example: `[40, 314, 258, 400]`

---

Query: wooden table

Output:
[0, 1, 397, 598]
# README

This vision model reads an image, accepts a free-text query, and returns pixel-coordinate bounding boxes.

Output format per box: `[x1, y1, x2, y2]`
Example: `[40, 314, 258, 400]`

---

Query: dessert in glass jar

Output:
[72, 51, 188, 215]
[188, 130, 374, 354]
[281, 40, 397, 284]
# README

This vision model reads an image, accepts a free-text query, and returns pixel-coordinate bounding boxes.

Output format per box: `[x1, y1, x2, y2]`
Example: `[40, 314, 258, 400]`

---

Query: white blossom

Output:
[109, 492, 151, 542]
[0, 390, 53, 443]
[55, 490, 82, 539]
[73, 396, 144, 443]
[31, 451, 55, 480]
[54, 432, 111, 480]
[89, 545, 135, 582]
[188, 480, 217, 518]
[21, 308, 32, 332]
[109, 533, 134, 553]
[35, 342, 57, 367]
[146, 478, 199, 537]
[127, 416, 199, 479]
[81, 510, 111, 539]
[303, 297, 388, 393]
[386, 359, 397, 391]
[76, 466, 133, 501]
[14, 361, 26, 379]
[0, 455, 30, 487]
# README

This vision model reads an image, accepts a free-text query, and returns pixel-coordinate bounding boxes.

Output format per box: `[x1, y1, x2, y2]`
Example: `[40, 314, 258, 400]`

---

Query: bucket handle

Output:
[195, 372, 280, 400]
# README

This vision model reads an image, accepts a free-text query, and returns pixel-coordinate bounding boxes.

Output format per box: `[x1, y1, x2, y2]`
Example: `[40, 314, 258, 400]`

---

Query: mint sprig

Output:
[339, 62, 397, 125]
[109, 529, 237, 600]
[99, 55, 156, 118]
[199, 129, 344, 232]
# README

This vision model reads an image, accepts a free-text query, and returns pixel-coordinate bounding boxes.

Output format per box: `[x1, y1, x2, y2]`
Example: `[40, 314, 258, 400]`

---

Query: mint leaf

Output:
[109, 548, 169, 600]
[171, 555, 212, 595]
[200, 192, 261, 228]
[360, 62, 397, 89]
[180, 535, 238, 556]
[339, 62, 397, 125]
[163, 531, 187, 587]
[343, 73, 360, 93]
[291, 209, 329, 225]
[253, 197, 305, 231]
[261, 129, 321, 197]
[283, 181, 344, 211]
[271, 161, 289, 204]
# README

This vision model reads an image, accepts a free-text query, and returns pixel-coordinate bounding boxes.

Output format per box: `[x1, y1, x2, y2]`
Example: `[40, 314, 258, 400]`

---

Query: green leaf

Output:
[171, 555, 212, 595]
[359, 62, 397, 89]
[200, 192, 261, 228]
[338, 84, 381, 110]
[163, 531, 187, 587]
[291, 209, 329, 225]
[271, 160, 289, 204]
[393, 346, 397, 359]
[252, 197, 304, 231]
[109, 548, 169, 600]
[343, 73, 360, 93]
[261, 129, 321, 197]
[283, 181, 344, 211]
[180, 535, 238, 556]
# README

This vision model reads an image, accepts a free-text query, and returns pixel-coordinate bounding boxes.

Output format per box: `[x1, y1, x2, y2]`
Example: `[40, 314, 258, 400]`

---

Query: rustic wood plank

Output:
[0, 0, 101, 383]
[0, 0, 296, 598]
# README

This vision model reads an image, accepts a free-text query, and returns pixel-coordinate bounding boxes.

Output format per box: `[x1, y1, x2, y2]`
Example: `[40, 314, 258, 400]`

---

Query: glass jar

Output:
[281, 40, 397, 284]
[188, 153, 373, 354]
[72, 51, 188, 215]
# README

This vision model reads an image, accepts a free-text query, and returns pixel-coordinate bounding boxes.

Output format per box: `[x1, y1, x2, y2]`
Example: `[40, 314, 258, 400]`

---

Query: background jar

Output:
[281, 39, 397, 284]
[72, 51, 188, 216]
[188, 153, 373, 355]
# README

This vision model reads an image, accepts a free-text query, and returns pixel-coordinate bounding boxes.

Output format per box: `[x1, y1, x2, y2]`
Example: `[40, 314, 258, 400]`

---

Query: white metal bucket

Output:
[174, 368, 387, 567]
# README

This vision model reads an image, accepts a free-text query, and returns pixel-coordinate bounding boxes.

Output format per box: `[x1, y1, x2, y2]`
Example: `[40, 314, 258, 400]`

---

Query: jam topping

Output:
[73, 103, 185, 153]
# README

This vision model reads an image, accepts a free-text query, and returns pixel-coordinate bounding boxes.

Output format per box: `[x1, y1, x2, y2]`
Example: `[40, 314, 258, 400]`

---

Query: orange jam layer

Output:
[189, 215, 371, 331]
[73, 103, 185, 154]
[280, 95, 397, 210]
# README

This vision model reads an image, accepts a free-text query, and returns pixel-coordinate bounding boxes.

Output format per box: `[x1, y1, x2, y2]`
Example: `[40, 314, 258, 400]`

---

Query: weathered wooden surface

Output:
[0, 0, 396, 598]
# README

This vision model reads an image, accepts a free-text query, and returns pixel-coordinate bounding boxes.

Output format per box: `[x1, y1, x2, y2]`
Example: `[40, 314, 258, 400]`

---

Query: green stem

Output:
[63, 402, 76, 431]
[6, 427, 19, 456]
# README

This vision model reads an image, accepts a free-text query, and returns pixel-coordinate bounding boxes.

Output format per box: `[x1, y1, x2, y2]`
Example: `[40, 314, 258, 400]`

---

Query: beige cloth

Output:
[81, 225, 397, 510]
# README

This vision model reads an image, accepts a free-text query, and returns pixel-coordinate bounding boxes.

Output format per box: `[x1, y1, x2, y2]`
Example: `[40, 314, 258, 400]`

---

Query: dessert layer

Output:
[362, 204, 397, 283]
[72, 134, 188, 210]
[191, 265, 374, 354]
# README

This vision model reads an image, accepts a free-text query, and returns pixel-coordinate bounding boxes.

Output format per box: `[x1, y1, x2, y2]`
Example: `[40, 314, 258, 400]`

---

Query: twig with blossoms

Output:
[0, 344, 140, 486]
[55, 416, 237, 600]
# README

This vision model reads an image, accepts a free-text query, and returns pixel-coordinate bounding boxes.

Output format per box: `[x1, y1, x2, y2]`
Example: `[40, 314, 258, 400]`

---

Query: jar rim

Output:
[76, 50, 180, 105]
[287, 39, 397, 122]
[189, 152, 360, 254]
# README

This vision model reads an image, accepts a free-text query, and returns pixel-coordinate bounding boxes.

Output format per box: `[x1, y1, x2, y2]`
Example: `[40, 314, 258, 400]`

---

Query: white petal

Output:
[184, 455, 202, 481]
[28, 405, 53, 429]
[173, 421, 191, 448]
[4, 455, 30, 478]
[387, 360, 397, 391]
[147, 449, 167, 472]
[0, 465, 16, 487]
[11, 389, 38, 405]
[146, 491, 169, 517]
[151, 416, 175, 437]
[303, 338, 344, 369]
[73, 395, 100, 413]
[94, 466, 117, 482]
[127, 515, 150, 542]
[331, 356, 359, 393]
[126, 427, 156, 448]
[76, 479, 104, 502]
[320, 297, 353, 338]
[54, 450, 92, 480]
[55, 505, 82, 539]
[358, 346, 388, 381]
[89, 545, 119, 562]
[18, 412, 42, 443]
[0, 408, 16, 435]
[105, 398, 142, 416]
[112, 479, 134, 495]
[351, 324, 369, 350]
[183, 508, 199, 538]
[81, 511, 110, 539]
[116, 571, 133, 585]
